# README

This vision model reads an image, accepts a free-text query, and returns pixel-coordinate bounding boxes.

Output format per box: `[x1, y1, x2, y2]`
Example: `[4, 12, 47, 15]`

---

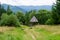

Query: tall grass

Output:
[0, 25, 60, 40]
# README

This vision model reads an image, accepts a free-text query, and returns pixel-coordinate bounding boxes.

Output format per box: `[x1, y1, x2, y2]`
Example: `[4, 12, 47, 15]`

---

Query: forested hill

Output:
[2, 4, 52, 13]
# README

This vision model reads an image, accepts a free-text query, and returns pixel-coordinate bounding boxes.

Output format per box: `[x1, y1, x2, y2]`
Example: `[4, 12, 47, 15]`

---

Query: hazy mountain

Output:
[19, 6, 52, 11]
[2, 4, 26, 13]
[2, 4, 52, 13]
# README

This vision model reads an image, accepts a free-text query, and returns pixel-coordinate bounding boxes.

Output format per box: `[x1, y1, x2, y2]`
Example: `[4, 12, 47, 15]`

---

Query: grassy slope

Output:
[0, 25, 60, 40]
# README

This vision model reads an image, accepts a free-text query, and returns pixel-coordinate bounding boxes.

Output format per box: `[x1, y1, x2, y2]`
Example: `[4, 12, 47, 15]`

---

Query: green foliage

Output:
[45, 18, 54, 25]
[35, 10, 52, 24]
[6, 5, 13, 15]
[7, 14, 20, 27]
[0, 4, 6, 17]
[16, 11, 25, 25]
[52, 0, 60, 24]
[29, 10, 36, 19]
[56, 0, 60, 24]
[0, 13, 9, 26]
[25, 10, 36, 25]
[25, 12, 30, 25]
[52, 3, 58, 24]
[0, 13, 20, 27]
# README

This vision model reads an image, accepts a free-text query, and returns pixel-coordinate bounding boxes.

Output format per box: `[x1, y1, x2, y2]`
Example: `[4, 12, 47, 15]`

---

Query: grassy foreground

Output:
[0, 25, 60, 40]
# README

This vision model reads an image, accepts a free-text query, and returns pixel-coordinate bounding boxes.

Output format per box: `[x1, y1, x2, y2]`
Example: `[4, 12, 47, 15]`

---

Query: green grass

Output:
[0, 25, 60, 40]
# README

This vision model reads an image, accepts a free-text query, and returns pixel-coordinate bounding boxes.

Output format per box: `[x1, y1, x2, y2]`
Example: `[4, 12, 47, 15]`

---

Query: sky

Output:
[0, 0, 56, 6]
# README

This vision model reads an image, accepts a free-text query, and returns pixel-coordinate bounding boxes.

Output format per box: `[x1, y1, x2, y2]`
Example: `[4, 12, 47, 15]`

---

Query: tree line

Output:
[0, 0, 60, 27]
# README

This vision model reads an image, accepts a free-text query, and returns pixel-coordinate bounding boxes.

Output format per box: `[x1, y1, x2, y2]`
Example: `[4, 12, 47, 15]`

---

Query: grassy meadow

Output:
[0, 25, 60, 40]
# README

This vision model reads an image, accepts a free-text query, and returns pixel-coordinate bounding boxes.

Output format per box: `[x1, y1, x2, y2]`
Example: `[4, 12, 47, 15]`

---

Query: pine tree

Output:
[7, 5, 12, 15]
[56, 0, 60, 24]
[0, 2, 2, 15]
[52, 3, 58, 24]
[0, 3, 6, 18]
[52, 0, 60, 24]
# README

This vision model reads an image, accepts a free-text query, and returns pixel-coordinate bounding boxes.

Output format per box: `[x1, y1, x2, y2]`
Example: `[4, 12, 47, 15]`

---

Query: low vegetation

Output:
[0, 25, 60, 40]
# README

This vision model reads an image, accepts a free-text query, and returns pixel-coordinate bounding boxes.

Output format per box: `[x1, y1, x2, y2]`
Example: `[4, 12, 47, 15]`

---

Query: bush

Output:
[0, 13, 9, 26]
[0, 13, 20, 27]
[45, 18, 54, 25]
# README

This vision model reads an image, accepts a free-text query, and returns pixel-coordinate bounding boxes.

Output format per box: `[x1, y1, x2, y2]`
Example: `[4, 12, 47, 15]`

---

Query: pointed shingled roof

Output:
[30, 16, 38, 22]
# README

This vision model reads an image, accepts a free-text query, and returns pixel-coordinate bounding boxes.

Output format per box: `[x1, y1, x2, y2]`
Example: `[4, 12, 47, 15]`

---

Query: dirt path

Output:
[24, 28, 37, 40]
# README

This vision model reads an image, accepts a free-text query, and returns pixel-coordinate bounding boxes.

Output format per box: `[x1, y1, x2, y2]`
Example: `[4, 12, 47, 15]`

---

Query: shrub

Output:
[45, 18, 54, 25]
[0, 13, 9, 26]
[0, 13, 20, 27]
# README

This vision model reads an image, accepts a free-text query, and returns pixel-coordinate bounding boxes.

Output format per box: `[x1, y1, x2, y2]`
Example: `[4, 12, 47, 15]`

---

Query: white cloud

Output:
[0, 0, 56, 6]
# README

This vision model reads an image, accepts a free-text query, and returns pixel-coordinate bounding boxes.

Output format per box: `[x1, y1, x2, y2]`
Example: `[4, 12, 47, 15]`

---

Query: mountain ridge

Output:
[1, 4, 52, 13]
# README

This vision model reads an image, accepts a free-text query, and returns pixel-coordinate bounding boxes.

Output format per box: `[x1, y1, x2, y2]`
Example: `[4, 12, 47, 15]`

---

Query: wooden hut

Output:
[30, 16, 38, 25]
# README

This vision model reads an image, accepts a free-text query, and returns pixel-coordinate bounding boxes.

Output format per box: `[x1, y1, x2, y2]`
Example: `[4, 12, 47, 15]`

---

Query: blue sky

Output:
[0, 0, 56, 6]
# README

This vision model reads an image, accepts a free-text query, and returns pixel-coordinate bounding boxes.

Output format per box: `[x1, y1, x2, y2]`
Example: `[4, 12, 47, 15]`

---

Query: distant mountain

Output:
[19, 5, 52, 11]
[2, 4, 52, 13]
[2, 4, 26, 13]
